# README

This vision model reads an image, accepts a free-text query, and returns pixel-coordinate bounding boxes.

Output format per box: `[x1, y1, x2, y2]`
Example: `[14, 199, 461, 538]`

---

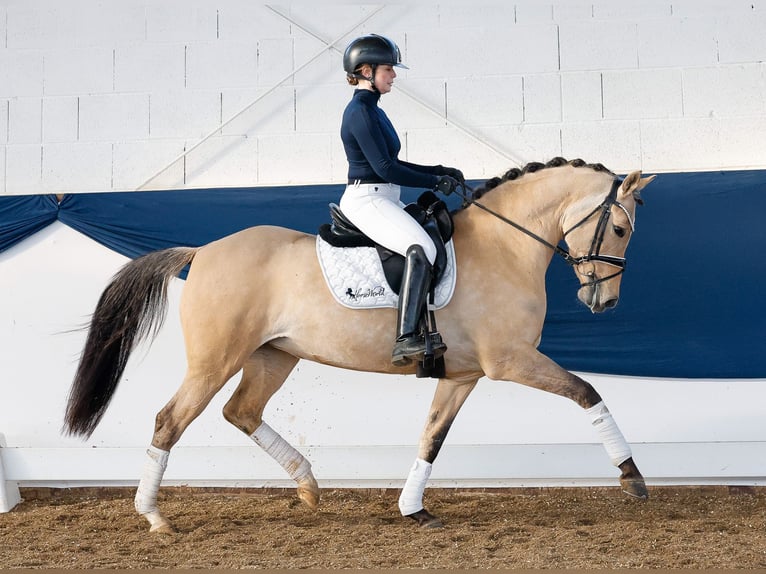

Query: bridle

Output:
[455, 177, 632, 287]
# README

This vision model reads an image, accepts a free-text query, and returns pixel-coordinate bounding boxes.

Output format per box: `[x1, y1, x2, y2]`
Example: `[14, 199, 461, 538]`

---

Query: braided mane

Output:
[470, 157, 615, 201]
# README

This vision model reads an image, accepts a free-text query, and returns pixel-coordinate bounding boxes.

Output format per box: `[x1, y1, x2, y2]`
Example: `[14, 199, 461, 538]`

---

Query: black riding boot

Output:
[392, 245, 447, 366]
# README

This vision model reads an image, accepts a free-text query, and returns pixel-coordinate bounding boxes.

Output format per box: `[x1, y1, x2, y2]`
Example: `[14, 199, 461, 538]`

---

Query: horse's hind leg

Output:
[400, 377, 479, 528]
[135, 369, 234, 533]
[222, 345, 320, 511]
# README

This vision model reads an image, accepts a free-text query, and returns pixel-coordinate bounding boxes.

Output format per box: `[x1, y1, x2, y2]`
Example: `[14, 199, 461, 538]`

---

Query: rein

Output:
[454, 177, 628, 287]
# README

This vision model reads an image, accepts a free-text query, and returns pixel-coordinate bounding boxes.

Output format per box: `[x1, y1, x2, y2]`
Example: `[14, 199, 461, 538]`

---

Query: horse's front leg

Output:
[486, 347, 648, 500]
[400, 377, 478, 528]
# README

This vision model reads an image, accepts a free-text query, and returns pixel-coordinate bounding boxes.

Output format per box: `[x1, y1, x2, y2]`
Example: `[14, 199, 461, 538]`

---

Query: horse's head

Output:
[561, 170, 656, 313]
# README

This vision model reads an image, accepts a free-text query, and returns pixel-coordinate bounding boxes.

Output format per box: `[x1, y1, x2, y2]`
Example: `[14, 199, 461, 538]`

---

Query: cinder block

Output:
[671, 0, 758, 18]
[602, 69, 683, 120]
[448, 76, 523, 127]
[256, 133, 332, 185]
[523, 74, 562, 123]
[560, 20, 639, 71]
[0, 100, 8, 143]
[296, 84, 347, 133]
[256, 38, 296, 87]
[436, 4, 517, 27]
[8, 98, 41, 143]
[72, 3, 146, 48]
[640, 118, 721, 171]
[593, 3, 671, 19]
[5, 144, 42, 195]
[0, 51, 44, 97]
[683, 65, 766, 118]
[717, 14, 766, 64]
[553, 4, 595, 22]
[293, 37, 343, 87]
[150, 89, 220, 140]
[718, 117, 766, 168]
[43, 48, 113, 96]
[79, 94, 150, 142]
[561, 121, 642, 173]
[115, 44, 186, 93]
[145, 0, 217, 43]
[0, 146, 5, 194]
[637, 17, 718, 68]
[515, 4, 553, 23]
[42, 96, 79, 143]
[186, 41, 259, 90]
[217, 4, 291, 41]
[6, 3, 75, 49]
[382, 80, 451, 131]
[114, 139, 187, 192]
[42, 142, 113, 193]
[184, 135, 259, 188]
[561, 72, 602, 121]
[220, 86, 295, 136]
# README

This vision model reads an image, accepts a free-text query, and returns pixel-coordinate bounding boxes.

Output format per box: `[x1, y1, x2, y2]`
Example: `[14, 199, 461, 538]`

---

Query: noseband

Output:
[456, 177, 630, 287]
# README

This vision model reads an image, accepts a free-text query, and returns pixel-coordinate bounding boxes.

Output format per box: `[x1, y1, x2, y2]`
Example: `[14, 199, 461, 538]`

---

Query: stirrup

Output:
[391, 333, 446, 367]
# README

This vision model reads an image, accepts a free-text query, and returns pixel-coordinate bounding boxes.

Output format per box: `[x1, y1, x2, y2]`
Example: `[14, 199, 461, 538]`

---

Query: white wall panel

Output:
[522, 74, 562, 124]
[561, 72, 602, 121]
[602, 69, 683, 120]
[682, 65, 766, 118]
[559, 21, 638, 71]
[0, 50, 44, 98]
[184, 135, 258, 189]
[144, 0, 217, 43]
[113, 139, 186, 192]
[561, 121, 642, 171]
[186, 40, 259, 90]
[114, 44, 186, 93]
[42, 142, 112, 193]
[448, 76, 524, 127]
[718, 14, 766, 63]
[639, 118, 721, 171]
[220, 86, 295, 136]
[78, 94, 150, 142]
[5, 144, 42, 195]
[637, 17, 718, 69]
[42, 96, 78, 143]
[256, 133, 332, 185]
[149, 89, 220, 140]
[42, 48, 113, 96]
[7, 98, 41, 144]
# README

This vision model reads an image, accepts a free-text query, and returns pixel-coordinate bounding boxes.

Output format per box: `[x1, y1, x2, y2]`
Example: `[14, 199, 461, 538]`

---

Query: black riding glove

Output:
[435, 175, 459, 196]
[442, 167, 465, 184]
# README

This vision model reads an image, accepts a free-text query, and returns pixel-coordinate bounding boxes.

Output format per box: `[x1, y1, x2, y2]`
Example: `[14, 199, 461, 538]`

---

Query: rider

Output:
[339, 33, 464, 367]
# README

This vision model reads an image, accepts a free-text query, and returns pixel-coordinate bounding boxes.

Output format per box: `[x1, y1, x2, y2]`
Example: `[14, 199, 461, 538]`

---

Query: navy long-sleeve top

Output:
[341, 89, 441, 188]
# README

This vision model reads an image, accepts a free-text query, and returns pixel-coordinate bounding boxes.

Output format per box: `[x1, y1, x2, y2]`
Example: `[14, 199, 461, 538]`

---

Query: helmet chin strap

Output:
[364, 64, 380, 93]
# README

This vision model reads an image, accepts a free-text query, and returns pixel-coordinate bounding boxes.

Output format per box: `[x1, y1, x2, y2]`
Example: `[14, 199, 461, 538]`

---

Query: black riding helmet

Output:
[343, 34, 409, 83]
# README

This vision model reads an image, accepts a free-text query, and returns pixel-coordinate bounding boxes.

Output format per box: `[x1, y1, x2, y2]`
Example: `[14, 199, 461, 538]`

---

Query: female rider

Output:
[339, 34, 463, 367]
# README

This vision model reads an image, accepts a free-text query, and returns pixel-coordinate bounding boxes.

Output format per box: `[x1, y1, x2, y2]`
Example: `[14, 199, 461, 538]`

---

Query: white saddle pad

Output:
[316, 236, 457, 310]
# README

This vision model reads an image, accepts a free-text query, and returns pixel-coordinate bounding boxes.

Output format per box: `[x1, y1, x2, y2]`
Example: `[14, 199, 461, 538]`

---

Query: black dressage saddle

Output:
[317, 190, 454, 295]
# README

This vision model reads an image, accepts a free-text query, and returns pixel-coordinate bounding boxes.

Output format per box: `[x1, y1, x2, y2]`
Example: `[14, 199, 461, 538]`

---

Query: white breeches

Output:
[340, 182, 438, 264]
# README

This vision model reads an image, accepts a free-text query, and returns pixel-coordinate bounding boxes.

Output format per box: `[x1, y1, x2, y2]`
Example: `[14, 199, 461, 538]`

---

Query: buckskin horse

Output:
[64, 157, 656, 533]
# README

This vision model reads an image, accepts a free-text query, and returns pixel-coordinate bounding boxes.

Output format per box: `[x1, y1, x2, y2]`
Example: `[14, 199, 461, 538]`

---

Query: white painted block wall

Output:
[2, 1, 766, 195]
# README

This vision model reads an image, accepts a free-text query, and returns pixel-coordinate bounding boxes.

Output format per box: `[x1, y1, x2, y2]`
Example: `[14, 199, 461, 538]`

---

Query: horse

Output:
[63, 157, 656, 533]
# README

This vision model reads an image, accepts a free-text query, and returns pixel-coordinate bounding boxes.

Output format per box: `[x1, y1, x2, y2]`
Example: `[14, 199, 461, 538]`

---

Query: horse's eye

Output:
[613, 225, 626, 238]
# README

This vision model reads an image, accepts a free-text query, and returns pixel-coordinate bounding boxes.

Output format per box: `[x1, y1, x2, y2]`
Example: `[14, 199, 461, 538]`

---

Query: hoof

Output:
[406, 508, 443, 528]
[297, 475, 320, 510]
[144, 511, 176, 534]
[620, 477, 649, 500]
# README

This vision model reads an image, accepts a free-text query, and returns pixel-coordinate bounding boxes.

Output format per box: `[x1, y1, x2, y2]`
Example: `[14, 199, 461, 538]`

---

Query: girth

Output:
[317, 191, 454, 295]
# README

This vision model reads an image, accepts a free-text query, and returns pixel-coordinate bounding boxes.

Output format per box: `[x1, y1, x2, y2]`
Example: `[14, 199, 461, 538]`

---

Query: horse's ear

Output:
[620, 171, 656, 205]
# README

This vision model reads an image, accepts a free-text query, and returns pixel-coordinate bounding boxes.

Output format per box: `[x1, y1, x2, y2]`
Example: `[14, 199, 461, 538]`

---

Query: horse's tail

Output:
[63, 247, 198, 438]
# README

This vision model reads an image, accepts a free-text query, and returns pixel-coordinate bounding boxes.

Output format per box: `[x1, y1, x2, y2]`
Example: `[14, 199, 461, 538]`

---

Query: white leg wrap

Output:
[398, 458, 432, 516]
[586, 401, 632, 466]
[250, 422, 311, 482]
[134, 446, 169, 515]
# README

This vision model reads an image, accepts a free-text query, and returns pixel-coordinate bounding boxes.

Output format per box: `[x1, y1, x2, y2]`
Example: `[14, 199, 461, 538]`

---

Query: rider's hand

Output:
[442, 167, 465, 184]
[435, 175, 459, 196]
